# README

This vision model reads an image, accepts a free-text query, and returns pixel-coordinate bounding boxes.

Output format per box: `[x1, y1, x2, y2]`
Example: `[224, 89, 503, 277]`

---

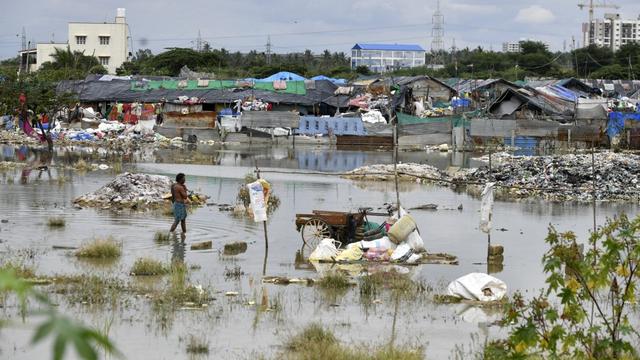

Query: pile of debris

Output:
[343, 163, 445, 183]
[74, 172, 208, 210]
[454, 152, 640, 202]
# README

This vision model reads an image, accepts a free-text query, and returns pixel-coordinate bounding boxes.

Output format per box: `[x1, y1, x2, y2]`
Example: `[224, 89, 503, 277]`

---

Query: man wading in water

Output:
[170, 173, 190, 234]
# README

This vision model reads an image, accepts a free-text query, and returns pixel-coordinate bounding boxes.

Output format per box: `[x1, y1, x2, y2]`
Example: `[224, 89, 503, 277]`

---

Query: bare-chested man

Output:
[170, 173, 190, 233]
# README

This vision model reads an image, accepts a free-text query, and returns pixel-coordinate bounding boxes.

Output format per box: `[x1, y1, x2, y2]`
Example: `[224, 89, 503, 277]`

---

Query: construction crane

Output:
[578, 0, 620, 46]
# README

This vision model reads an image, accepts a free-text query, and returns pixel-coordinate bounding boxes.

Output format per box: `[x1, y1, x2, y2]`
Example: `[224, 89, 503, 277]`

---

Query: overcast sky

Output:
[3, 0, 640, 59]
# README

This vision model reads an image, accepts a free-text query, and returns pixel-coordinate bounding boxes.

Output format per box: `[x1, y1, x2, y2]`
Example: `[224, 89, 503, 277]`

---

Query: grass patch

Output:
[73, 159, 92, 171]
[47, 217, 66, 228]
[317, 272, 352, 290]
[358, 270, 425, 303]
[130, 258, 169, 276]
[283, 323, 423, 360]
[432, 294, 463, 304]
[223, 241, 248, 255]
[75, 237, 122, 259]
[51, 274, 126, 305]
[153, 231, 171, 243]
[153, 263, 210, 308]
[0, 261, 36, 279]
[185, 335, 210, 354]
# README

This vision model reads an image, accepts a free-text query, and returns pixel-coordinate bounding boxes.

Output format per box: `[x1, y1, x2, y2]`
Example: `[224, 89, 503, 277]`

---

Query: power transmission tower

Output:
[196, 30, 203, 52]
[430, 0, 445, 69]
[266, 35, 272, 65]
[21, 27, 26, 50]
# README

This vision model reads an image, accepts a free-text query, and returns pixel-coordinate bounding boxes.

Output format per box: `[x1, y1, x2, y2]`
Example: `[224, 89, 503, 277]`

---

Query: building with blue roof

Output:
[351, 43, 426, 73]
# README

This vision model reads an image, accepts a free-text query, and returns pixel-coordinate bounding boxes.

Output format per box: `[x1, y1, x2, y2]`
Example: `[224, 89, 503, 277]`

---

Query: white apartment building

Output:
[350, 44, 426, 73]
[583, 13, 640, 51]
[19, 8, 130, 74]
[502, 42, 522, 53]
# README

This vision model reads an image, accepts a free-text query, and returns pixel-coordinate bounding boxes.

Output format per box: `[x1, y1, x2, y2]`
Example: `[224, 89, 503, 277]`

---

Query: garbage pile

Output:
[343, 163, 445, 182]
[308, 207, 446, 265]
[74, 172, 208, 210]
[454, 152, 640, 201]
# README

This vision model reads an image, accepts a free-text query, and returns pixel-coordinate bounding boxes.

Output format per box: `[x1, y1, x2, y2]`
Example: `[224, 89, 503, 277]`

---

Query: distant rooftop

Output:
[352, 43, 425, 52]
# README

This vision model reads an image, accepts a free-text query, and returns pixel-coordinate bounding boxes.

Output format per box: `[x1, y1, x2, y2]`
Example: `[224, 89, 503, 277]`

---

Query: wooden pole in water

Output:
[393, 113, 401, 210]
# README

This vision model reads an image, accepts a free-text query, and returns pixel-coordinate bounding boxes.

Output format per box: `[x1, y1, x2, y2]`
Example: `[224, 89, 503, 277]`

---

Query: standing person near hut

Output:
[170, 173, 190, 234]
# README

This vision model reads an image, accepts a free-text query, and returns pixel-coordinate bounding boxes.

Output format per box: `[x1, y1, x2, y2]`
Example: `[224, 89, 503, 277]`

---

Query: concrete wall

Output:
[67, 15, 128, 74]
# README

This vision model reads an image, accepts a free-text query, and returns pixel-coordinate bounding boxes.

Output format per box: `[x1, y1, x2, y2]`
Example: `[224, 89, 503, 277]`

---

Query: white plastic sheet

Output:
[479, 182, 495, 234]
[446, 272, 507, 302]
[309, 238, 339, 262]
[247, 181, 267, 222]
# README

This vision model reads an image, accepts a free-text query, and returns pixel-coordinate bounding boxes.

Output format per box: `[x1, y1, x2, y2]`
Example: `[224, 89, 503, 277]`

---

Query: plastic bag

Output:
[335, 245, 363, 262]
[390, 243, 413, 262]
[309, 238, 339, 262]
[363, 248, 390, 261]
[359, 236, 395, 251]
[479, 183, 495, 234]
[446, 272, 507, 302]
[405, 230, 425, 252]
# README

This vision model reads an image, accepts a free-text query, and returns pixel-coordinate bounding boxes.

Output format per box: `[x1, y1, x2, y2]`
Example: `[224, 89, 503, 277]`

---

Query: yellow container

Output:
[387, 214, 417, 244]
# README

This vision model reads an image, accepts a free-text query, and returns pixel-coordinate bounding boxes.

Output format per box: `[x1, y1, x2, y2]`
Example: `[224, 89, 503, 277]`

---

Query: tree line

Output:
[1, 41, 639, 83]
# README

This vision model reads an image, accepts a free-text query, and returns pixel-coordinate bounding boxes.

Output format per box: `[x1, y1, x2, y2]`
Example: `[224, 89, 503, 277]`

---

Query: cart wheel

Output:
[301, 218, 331, 249]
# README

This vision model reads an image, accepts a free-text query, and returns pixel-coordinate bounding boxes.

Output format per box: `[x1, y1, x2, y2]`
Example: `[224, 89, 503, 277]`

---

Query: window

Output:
[99, 56, 110, 66]
[99, 36, 110, 45]
[76, 36, 86, 45]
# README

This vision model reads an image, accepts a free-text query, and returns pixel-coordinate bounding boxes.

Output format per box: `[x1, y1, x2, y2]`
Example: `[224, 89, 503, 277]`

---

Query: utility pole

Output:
[21, 27, 27, 50]
[266, 35, 272, 65]
[451, 37, 458, 77]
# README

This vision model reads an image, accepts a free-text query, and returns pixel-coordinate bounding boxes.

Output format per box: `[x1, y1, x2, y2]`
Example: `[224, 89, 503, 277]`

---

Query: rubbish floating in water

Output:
[410, 204, 438, 210]
[225, 291, 239, 296]
[190, 241, 212, 251]
[73, 172, 208, 210]
[262, 276, 315, 285]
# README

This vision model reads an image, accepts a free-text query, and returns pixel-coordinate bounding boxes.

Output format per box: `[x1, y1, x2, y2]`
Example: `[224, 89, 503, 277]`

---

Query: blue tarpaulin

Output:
[452, 98, 471, 108]
[257, 71, 306, 82]
[607, 112, 640, 138]
[311, 75, 347, 85]
[296, 116, 366, 136]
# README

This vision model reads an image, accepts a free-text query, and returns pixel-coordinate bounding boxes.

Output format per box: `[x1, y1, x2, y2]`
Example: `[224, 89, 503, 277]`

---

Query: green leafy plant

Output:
[0, 269, 118, 360]
[499, 214, 640, 359]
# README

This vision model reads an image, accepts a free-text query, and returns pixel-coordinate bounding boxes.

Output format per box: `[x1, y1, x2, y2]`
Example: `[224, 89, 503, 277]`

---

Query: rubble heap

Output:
[454, 152, 640, 202]
[74, 172, 207, 209]
[343, 163, 445, 182]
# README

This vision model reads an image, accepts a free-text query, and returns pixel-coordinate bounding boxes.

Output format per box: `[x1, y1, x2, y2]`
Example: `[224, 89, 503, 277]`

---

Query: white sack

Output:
[446, 272, 507, 302]
[390, 242, 412, 261]
[247, 181, 267, 222]
[359, 236, 395, 251]
[479, 182, 495, 234]
[405, 230, 425, 252]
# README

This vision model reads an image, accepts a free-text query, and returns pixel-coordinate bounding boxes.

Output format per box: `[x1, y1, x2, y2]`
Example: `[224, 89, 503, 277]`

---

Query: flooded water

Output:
[0, 143, 637, 359]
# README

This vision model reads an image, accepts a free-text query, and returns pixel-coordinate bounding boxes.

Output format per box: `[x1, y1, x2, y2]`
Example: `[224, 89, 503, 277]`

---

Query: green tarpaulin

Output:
[131, 80, 307, 95]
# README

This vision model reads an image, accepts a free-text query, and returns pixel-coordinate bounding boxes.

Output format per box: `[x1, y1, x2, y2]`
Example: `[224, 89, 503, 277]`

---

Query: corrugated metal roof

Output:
[352, 43, 425, 51]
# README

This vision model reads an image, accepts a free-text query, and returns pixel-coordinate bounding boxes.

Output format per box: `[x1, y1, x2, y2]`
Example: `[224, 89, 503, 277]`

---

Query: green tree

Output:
[573, 45, 614, 77]
[496, 214, 640, 359]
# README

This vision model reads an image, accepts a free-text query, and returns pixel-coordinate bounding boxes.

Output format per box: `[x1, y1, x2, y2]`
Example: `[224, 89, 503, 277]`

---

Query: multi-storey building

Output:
[19, 8, 130, 74]
[350, 44, 426, 73]
[583, 13, 640, 51]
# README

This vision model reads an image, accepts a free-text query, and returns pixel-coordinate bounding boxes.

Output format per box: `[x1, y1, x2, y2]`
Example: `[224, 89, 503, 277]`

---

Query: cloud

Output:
[515, 5, 555, 24]
[445, 2, 499, 15]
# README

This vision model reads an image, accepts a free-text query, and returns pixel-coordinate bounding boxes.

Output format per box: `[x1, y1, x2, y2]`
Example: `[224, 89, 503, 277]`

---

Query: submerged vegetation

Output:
[185, 335, 210, 354]
[75, 237, 122, 259]
[153, 231, 171, 243]
[130, 258, 169, 276]
[47, 217, 66, 228]
[282, 323, 423, 360]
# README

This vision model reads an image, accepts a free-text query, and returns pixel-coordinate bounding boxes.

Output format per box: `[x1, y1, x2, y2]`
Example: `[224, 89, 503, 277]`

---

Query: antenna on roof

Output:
[430, 0, 445, 69]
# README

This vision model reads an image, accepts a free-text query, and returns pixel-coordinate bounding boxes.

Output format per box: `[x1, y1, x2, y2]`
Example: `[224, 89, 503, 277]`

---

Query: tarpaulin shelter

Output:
[311, 75, 347, 85]
[257, 71, 306, 82]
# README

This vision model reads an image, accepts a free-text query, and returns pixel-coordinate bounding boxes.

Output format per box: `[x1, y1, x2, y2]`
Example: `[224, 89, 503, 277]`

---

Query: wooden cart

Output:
[295, 207, 391, 249]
